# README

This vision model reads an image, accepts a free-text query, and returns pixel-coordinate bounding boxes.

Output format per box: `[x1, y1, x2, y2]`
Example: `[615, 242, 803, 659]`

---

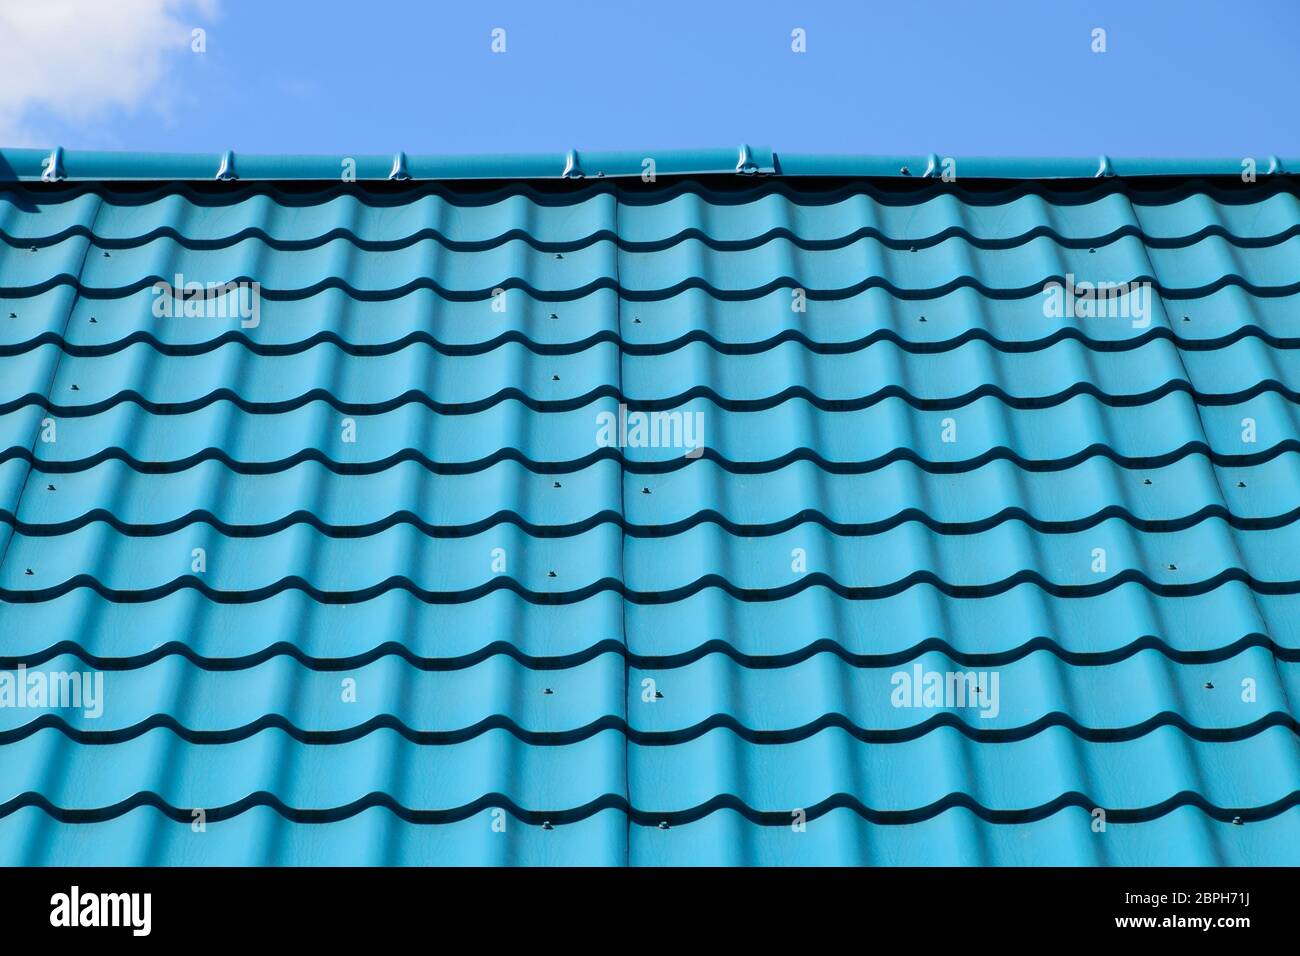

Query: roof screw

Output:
[70, 384, 79, 391]
[908, 245, 916, 252]
[1236, 480, 1246, 488]
[899, 166, 911, 176]
[1205, 681, 1215, 689]
[89, 316, 97, 323]
[553, 481, 562, 488]
[28, 245, 37, 252]
[543, 687, 554, 695]
[1182, 315, 1191, 322]
[541, 821, 553, 830]
[7, 313, 15, 319]
[1142, 478, 1152, 485]
[918, 315, 927, 322]
[1166, 563, 1177, 571]
[633, 317, 641, 324]
[654, 690, 663, 699]
[549, 312, 558, 320]
[46, 484, 55, 491]
[1231, 816, 1243, 826]
[555, 253, 564, 260]
[102, 251, 110, 258]
[657, 821, 670, 830]
[1088, 248, 1096, 254]
[551, 374, 560, 381]
[641, 486, 651, 494]
[24, 568, 33, 576]
[547, 570, 557, 578]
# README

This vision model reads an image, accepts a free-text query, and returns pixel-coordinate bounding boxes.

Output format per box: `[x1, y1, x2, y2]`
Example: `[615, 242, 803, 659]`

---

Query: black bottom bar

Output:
[0, 867, 1281, 942]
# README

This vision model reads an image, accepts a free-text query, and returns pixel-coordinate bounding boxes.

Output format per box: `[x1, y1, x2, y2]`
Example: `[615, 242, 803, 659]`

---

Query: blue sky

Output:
[4, 0, 1298, 157]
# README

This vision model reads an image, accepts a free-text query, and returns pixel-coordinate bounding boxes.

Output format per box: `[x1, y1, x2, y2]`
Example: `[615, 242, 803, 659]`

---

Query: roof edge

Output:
[0, 146, 1290, 182]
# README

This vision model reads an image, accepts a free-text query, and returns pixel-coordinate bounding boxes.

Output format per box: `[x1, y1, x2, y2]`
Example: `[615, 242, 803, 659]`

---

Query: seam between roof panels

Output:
[1125, 194, 1300, 816]
[0, 193, 103, 585]
[614, 184, 631, 866]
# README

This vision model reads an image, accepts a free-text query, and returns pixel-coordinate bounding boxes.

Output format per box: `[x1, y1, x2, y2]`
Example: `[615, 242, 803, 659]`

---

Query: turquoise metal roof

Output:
[1, 151, 1299, 865]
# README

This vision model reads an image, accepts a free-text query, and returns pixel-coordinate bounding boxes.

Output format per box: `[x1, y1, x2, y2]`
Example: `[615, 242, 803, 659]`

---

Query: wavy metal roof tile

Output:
[1, 149, 1299, 864]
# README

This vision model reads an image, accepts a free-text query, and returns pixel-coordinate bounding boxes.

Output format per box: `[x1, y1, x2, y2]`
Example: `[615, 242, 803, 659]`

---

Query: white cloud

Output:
[0, 0, 216, 146]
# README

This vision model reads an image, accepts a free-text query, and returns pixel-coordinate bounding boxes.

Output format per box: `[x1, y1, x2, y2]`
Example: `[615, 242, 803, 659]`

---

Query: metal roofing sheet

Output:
[1, 155, 1299, 865]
